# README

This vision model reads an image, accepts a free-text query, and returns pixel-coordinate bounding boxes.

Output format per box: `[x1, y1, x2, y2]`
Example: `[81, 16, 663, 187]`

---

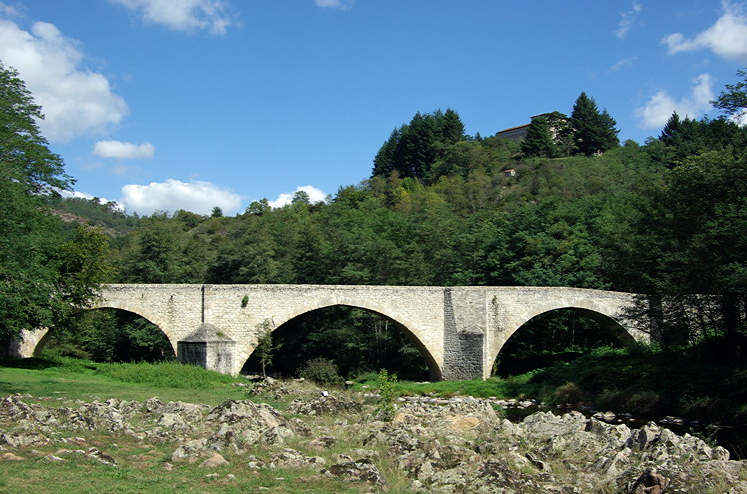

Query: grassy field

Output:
[0, 357, 248, 405]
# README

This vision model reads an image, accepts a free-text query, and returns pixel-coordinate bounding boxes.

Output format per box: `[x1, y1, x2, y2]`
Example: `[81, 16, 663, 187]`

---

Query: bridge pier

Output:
[441, 288, 489, 380]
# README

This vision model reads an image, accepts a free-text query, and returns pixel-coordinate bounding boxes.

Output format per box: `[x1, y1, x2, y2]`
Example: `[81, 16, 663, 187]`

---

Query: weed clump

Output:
[299, 357, 342, 385]
[375, 369, 398, 422]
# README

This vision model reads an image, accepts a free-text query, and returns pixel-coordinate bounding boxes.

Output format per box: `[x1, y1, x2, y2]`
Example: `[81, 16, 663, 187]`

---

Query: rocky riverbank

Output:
[1, 381, 746, 493]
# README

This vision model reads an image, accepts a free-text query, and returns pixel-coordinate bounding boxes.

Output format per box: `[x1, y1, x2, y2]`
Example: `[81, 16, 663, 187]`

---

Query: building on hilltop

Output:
[495, 113, 553, 142]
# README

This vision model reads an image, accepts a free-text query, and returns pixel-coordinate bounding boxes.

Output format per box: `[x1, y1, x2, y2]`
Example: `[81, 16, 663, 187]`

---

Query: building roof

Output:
[180, 323, 234, 342]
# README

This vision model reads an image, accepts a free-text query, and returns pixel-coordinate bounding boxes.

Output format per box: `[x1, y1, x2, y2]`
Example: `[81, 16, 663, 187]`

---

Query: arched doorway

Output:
[493, 308, 635, 377]
[241, 305, 433, 381]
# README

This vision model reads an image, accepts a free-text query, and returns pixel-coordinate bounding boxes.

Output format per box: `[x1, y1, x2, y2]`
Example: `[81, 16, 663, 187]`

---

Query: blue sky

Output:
[1, 0, 745, 216]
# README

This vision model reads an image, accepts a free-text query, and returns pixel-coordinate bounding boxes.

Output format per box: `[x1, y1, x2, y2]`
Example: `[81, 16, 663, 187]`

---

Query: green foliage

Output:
[255, 318, 280, 379]
[0, 62, 70, 193]
[712, 67, 747, 120]
[495, 310, 628, 376]
[0, 62, 109, 340]
[654, 112, 742, 167]
[47, 196, 141, 234]
[521, 116, 557, 158]
[45, 309, 174, 363]
[266, 307, 429, 381]
[375, 368, 398, 421]
[570, 92, 620, 155]
[372, 108, 467, 181]
[298, 357, 342, 385]
[553, 381, 584, 407]
[94, 360, 235, 388]
[118, 212, 210, 283]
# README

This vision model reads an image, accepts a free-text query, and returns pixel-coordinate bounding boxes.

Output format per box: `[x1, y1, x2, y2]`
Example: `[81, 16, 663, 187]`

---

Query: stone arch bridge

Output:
[17, 284, 649, 380]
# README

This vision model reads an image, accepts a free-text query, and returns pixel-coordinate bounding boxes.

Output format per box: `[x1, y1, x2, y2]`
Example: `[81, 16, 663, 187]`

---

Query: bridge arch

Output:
[89, 301, 179, 353]
[21, 305, 177, 359]
[236, 298, 443, 380]
[489, 300, 644, 374]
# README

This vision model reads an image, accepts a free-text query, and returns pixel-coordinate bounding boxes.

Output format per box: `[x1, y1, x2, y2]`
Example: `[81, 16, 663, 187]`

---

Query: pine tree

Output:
[372, 127, 402, 177]
[371, 109, 467, 179]
[401, 112, 438, 178]
[570, 92, 619, 156]
[521, 116, 557, 158]
[439, 108, 465, 144]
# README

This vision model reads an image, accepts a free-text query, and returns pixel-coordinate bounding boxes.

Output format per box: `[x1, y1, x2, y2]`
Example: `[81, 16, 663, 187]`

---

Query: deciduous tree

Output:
[0, 62, 109, 340]
[712, 68, 747, 121]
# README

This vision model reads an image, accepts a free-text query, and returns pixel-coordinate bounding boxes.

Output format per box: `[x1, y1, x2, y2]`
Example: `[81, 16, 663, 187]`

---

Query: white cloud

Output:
[0, 2, 21, 18]
[616, 2, 642, 39]
[662, 1, 747, 63]
[57, 189, 122, 209]
[608, 56, 636, 73]
[732, 112, 747, 126]
[120, 179, 242, 216]
[315, 0, 355, 10]
[268, 185, 327, 208]
[110, 0, 233, 35]
[0, 16, 128, 142]
[93, 140, 155, 160]
[635, 73, 715, 129]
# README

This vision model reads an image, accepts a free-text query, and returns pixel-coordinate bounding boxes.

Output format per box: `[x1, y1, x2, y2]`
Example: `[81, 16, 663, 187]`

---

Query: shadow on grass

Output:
[0, 357, 65, 370]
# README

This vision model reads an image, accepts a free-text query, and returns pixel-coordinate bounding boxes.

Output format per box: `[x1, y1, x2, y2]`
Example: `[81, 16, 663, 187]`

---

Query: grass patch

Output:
[0, 356, 246, 405]
[94, 361, 237, 388]
[0, 449, 363, 494]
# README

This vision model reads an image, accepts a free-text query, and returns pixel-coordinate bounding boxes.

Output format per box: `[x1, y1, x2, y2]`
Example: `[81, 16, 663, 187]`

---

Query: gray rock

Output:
[0, 431, 50, 448]
[287, 396, 363, 416]
[87, 447, 117, 466]
[171, 438, 208, 462]
[270, 448, 326, 469]
[325, 458, 386, 486]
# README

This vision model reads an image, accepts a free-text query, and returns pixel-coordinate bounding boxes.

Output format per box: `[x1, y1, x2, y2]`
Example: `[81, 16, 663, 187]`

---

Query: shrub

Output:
[375, 369, 398, 422]
[553, 381, 584, 407]
[299, 357, 342, 385]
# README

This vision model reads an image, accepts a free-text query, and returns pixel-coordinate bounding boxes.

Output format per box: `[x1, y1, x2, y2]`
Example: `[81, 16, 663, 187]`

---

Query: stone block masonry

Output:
[16, 284, 648, 380]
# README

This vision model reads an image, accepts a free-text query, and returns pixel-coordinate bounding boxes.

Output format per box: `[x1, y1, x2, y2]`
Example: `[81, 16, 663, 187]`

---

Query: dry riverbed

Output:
[1, 379, 746, 493]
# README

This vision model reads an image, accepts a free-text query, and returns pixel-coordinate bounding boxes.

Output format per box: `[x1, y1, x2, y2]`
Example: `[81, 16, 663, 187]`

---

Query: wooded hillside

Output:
[35, 76, 747, 378]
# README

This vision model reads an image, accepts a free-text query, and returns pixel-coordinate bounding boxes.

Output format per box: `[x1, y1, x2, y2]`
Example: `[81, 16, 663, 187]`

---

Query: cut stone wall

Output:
[441, 288, 487, 380]
[16, 284, 648, 380]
